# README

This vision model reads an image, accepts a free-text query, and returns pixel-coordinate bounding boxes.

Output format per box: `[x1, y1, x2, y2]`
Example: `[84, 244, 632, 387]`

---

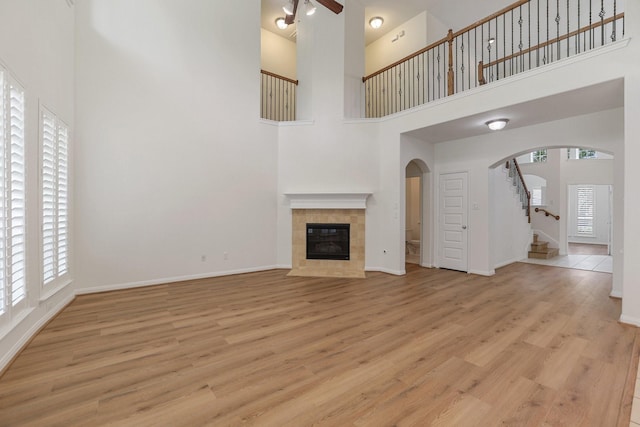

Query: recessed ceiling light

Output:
[369, 17, 384, 29]
[486, 119, 509, 131]
[275, 17, 288, 30]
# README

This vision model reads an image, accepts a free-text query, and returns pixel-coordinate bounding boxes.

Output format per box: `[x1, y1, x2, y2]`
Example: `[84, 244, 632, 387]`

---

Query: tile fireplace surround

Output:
[285, 193, 370, 279]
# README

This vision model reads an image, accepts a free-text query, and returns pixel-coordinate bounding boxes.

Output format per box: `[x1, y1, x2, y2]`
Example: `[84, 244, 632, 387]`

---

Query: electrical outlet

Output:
[224, 252, 229, 260]
[201, 255, 206, 262]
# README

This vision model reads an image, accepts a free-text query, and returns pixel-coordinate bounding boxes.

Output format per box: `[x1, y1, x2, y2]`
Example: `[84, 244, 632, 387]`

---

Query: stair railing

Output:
[363, 0, 625, 118]
[260, 70, 298, 122]
[506, 158, 531, 223]
[534, 207, 560, 220]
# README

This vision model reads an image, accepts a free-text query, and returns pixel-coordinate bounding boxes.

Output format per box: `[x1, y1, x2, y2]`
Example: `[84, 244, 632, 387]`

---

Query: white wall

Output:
[261, 29, 296, 80]
[74, 0, 279, 292]
[365, 11, 428, 75]
[0, 0, 75, 369]
[489, 166, 532, 268]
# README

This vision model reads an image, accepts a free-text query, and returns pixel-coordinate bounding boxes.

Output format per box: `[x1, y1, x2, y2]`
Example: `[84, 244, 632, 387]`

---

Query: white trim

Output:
[0, 292, 73, 372]
[494, 258, 519, 269]
[609, 290, 622, 299]
[74, 265, 282, 295]
[39, 278, 72, 302]
[619, 315, 640, 327]
[365, 266, 405, 276]
[469, 269, 496, 276]
[285, 193, 372, 209]
[351, 39, 631, 124]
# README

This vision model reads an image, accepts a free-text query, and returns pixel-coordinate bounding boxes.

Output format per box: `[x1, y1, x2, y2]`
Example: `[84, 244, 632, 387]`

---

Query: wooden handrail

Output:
[507, 159, 531, 223]
[480, 13, 624, 71]
[534, 207, 560, 220]
[362, 36, 449, 82]
[363, 0, 531, 83]
[452, 0, 531, 38]
[261, 69, 299, 86]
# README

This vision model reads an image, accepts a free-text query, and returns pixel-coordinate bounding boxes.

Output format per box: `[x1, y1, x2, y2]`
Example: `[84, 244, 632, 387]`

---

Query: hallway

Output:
[519, 243, 612, 273]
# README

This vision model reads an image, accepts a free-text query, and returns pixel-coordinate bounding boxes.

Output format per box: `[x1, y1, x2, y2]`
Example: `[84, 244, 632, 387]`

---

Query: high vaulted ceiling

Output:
[261, 0, 515, 45]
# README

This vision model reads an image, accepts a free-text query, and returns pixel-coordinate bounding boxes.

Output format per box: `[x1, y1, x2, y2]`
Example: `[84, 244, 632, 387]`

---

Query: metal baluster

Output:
[589, 0, 593, 49]
[612, 0, 617, 42]
[519, 6, 524, 73]
[566, 0, 570, 58]
[577, 0, 581, 53]
[599, 0, 605, 46]
[556, 0, 561, 61]
[545, 0, 549, 64]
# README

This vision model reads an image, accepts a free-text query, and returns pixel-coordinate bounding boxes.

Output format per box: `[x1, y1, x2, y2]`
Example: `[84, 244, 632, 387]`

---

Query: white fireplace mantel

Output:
[284, 192, 372, 209]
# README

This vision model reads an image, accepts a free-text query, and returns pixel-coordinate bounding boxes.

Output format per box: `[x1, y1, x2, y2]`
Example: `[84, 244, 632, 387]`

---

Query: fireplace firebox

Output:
[306, 223, 350, 260]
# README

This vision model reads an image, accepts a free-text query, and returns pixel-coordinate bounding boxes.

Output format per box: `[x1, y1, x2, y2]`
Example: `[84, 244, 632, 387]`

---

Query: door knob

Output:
[462, 225, 467, 230]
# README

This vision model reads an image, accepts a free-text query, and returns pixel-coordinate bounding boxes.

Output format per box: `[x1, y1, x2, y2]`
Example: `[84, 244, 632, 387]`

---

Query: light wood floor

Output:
[0, 263, 638, 426]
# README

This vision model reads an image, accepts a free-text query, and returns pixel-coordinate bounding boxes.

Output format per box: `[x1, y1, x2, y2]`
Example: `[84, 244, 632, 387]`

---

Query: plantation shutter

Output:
[577, 186, 594, 236]
[42, 109, 69, 286]
[0, 70, 6, 314]
[56, 124, 68, 275]
[42, 111, 57, 284]
[9, 81, 26, 306]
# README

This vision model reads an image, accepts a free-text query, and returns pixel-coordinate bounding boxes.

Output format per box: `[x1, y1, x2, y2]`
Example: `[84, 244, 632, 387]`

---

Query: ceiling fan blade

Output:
[284, 0, 299, 25]
[316, 0, 343, 14]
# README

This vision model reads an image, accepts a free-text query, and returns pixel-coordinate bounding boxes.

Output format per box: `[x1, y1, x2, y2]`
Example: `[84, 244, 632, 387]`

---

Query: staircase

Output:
[528, 233, 559, 259]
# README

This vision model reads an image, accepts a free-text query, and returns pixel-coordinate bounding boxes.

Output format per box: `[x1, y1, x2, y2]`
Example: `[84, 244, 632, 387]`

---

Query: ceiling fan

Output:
[283, 0, 344, 25]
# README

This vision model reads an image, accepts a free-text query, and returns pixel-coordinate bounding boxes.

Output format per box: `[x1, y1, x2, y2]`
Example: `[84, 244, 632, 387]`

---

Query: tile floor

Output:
[519, 254, 613, 273]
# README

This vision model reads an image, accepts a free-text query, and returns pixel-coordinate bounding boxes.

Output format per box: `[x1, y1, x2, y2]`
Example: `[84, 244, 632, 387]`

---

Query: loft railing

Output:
[506, 158, 532, 223]
[363, 0, 625, 118]
[260, 70, 298, 121]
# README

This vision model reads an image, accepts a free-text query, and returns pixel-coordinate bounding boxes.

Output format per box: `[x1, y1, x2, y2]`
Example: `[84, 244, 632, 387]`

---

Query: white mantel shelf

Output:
[285, 193, 372, 209]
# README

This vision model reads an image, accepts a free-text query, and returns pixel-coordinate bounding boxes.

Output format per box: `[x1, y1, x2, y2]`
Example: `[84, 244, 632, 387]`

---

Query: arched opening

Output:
[404, 159, 430, 268]
[491, 146, 615, 276]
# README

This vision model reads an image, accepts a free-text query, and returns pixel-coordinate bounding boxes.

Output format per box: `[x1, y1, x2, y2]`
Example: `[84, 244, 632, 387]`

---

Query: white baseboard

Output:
[365, 267, 406, 276]
[1, 294, 74, 373]
[75, 265, 282, 295]
[610, 290, 622, 299]
[468, 269, 496, 277]
[619, 314, 640, 327]
[494, 258, 519, 269]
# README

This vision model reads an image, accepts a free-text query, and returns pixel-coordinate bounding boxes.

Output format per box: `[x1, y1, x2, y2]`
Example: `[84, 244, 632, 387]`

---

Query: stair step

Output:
[528, 248, 559, 259]
[530, 241, 549, 251]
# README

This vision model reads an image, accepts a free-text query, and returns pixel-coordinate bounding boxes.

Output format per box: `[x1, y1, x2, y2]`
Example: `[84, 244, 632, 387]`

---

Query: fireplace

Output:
[285, 193, 370, 278]
[306, 223, 350, 260]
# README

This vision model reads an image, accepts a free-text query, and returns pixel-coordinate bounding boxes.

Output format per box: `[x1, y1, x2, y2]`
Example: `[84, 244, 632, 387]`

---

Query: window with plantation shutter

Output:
[0, 68, 27, 321]
[577, 186, 595, 236]
[41, 108, 69, 286]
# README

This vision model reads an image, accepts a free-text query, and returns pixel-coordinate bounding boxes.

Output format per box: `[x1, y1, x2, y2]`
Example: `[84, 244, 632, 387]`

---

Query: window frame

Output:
[40, 106, 70, 291]
[0, 67, 28, 324]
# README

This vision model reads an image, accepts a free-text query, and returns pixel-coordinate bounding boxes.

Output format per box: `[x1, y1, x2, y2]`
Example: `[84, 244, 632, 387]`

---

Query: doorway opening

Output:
[405, 161, 423, 265]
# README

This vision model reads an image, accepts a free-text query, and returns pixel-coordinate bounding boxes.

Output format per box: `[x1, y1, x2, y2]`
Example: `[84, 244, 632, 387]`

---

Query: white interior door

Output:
[438, 172, 468, 271]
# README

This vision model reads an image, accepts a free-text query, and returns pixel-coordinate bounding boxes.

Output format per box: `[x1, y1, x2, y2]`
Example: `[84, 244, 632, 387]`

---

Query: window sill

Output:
[40, 278, 72, 302]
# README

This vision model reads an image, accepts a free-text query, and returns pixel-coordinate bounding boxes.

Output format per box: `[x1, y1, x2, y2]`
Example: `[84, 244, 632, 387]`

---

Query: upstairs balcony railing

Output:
[363, 0, 625, 118]
[260, 69, 298, 121]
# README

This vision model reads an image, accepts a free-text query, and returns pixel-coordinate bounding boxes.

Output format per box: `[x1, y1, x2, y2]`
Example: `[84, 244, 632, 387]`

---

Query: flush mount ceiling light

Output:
[275, 17, 289, 30]
[486, 119, 509, 130]
[305, 0, 317, 16]
[283, 0, 294, 15]
[369, 16, 384, 29]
